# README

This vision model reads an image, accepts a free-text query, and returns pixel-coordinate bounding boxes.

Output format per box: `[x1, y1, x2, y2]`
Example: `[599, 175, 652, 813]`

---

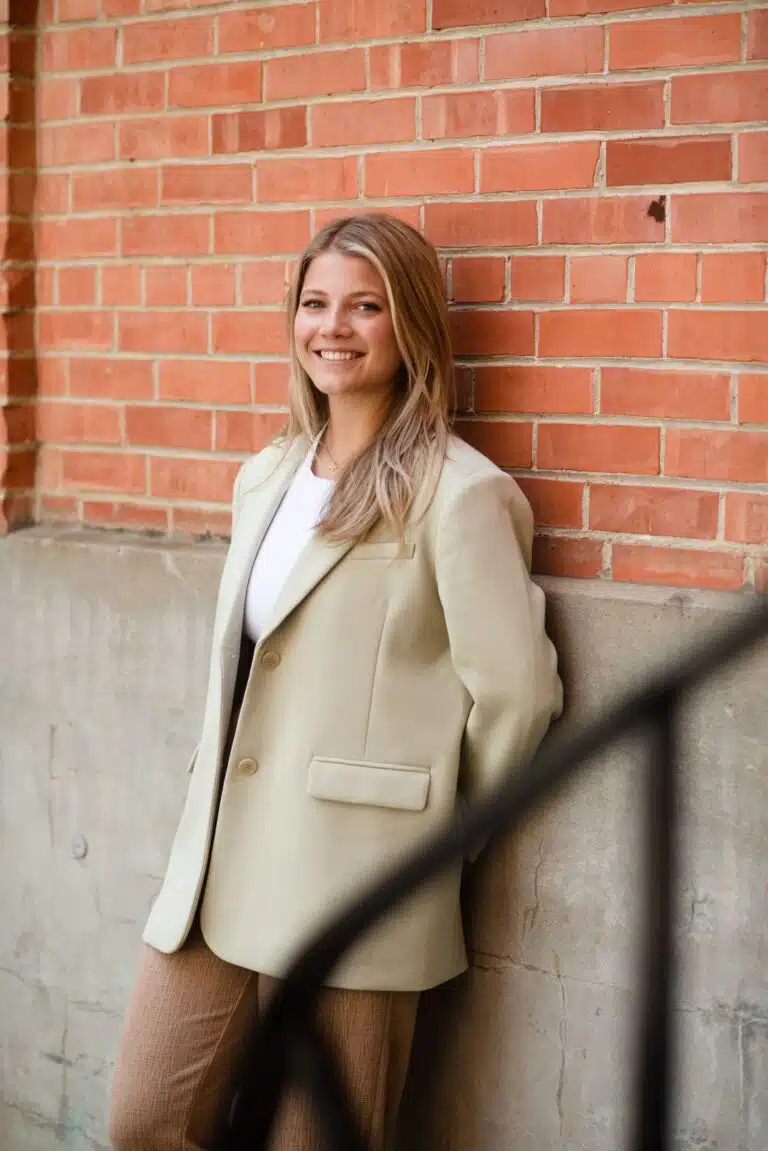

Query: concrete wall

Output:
[0, 528, 765, 1151]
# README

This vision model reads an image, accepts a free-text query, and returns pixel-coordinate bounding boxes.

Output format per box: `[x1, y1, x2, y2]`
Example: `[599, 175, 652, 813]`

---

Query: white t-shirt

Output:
[243, 450, 333, 643]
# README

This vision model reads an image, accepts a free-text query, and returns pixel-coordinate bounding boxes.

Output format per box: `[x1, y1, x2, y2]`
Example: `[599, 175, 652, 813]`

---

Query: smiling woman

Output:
[108, 213, 562, 1151]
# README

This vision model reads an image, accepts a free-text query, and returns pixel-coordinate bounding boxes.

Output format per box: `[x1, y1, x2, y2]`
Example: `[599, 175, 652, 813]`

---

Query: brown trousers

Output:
[108, 923, 419, 1151]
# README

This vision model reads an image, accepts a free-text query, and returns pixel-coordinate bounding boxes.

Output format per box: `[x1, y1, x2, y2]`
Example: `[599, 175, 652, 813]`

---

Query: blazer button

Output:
[260, 650, 281, 670]
[237, 758, 258, 776]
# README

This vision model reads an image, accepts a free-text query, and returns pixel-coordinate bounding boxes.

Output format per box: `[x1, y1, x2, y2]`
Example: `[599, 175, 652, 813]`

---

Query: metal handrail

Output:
[219, 596, 768, 1151]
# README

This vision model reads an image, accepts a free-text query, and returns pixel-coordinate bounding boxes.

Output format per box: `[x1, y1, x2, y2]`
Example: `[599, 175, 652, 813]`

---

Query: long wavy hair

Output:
[284, 213, 454, 543]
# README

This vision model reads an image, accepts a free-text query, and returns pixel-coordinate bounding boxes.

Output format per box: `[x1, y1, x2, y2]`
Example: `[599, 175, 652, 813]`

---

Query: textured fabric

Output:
[109, 926, 419, 1151]
[143, 434, 563, 989]
[243, 448, 333, 644]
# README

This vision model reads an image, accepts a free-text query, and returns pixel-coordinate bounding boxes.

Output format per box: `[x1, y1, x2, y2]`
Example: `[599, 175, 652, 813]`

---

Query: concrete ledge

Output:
[1, 529, 766, 1150]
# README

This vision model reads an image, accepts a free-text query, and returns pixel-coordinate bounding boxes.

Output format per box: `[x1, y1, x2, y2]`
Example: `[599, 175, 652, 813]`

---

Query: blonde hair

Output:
[284, 213, 454, 543]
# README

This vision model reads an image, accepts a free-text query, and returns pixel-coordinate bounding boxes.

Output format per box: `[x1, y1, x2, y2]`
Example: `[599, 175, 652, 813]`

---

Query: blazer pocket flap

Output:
[348, 542, 415, 560]
[308, 756, 430, 812]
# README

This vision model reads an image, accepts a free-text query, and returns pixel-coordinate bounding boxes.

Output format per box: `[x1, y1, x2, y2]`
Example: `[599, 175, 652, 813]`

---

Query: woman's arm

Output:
[436, 472, 563, 814]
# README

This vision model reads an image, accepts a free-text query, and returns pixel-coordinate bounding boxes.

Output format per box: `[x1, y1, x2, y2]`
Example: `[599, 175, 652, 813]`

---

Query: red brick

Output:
[258, 155, 358, 203]
[168, 62, 262, 109]
[36, 172, 68, 216]
[82, 500, 169, 532]
[42, 27, 117, 70]
[150, 456, 238, 503]
[538, 423, 660, 474]
[481, 141, 599, 193]
[590, 483, 718, 539]
[80, 72, 165, 115]
[2, 312, 35, 355]
[162, 164, 252, 205]
[39, 310, 113, 351]
[310, 202, 421, 231]
[747, 9, 768, 60]
[58, 267, 97, 307]
[422, 90, 535, 140]
[701, 253, 766, 303]
[672, 71, 768, 126]
[739, 132, 768, 183]
[739, 375, 768, 424]
[30, 359, 68, 399]
[37, 496, 79, 524]
[550, 0, 671, 15]
[40, 122, 115, 166]
[613, 545, 744, 590]
[425, 201, 538, 248]
[191, 264, 236, 307]
[319, 0, 425, 41]
[757, 558, 768, 594]
[123, 15, 213, 64]
[607, 137, 731, 187]
[72, 169, 158, 212]
[1, 448, 37, 490]
[213, 107, 307, 154]
[37, 401, 122, 446]
[253, 362, 290, 406]
[541, 82, 664, 134]
[509, 255, 565, 302]
[265, 49, 365, 101]
[540, 310, 662, 359]
[122, 214, 209, 258]
[368, 45, 399, 91]
[212, 311, 287, 356]
[219, 4, 316, 53]
[214, 410, 286, 453]
[39, 77, 78, 121]
[516, 477, 584, 529]
[103, 0, 140, 13]
[214, 210, 310, 256]
[157, 360, 251, 405]
[602, 368, 730, 421]
[454, 419, 533, 468]
[240, 261, 290, 306]
[433, 0, 543, 27]
[666, 429, 768, 483]
[172, 506, 233, 537]
[119, 115, 209, 161]
[634, 253, 697, 303]
[671, 193, 768, 245]
[145, 266, 188, 307]
[725, 492, 768, 544]
[3, 404, 37, 445]
[311, 98, 415, 147]
[570, 256, 628, 303]
[61, 450, 146, 494]
[58, 0, 101, 19]
[125, 405, 212, 450]
[542, 197, 665, 246]
[485, 26, 604, 81]
[102, 265, 143, 307]
[474, 365, 593, 414]
[609, 14, 741, 71]
[450, 310, 535, 357]
[668, 311, 768, 364]
[532, 535, 603, 579]
[69, 357, 154, 400]
[451, 258, 505, 304]
[119, 311, 207, 354]
[400, 40, 480, 88]
[365, 149, 474, 197]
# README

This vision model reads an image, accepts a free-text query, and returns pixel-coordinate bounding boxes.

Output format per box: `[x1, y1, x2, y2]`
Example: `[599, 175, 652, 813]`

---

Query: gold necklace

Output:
[320, 437, 341, 472]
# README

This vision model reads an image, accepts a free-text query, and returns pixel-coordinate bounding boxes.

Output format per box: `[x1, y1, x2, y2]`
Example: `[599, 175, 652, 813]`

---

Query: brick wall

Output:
[8, 0, 768, 589]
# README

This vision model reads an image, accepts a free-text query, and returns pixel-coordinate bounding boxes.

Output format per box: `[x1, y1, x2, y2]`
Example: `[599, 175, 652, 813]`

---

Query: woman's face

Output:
[294, 251, 403, 405]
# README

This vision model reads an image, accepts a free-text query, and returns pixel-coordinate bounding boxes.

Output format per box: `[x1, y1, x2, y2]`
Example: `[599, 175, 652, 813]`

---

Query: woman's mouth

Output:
[314, 350, 363, 361]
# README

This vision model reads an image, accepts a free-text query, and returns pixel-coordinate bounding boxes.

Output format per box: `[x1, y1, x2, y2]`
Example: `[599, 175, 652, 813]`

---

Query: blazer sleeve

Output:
[436, 472, 563, 826]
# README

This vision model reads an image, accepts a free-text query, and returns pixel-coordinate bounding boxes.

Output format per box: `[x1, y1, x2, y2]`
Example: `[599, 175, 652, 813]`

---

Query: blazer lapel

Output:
[258, 532, 356, 644]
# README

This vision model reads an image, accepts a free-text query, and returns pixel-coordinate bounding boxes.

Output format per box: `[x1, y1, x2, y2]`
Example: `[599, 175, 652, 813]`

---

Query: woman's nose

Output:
[320, 305, 351, 336]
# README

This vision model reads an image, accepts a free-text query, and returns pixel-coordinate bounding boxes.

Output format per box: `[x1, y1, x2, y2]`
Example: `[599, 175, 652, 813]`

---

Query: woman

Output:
[109, 213, 563, 1151]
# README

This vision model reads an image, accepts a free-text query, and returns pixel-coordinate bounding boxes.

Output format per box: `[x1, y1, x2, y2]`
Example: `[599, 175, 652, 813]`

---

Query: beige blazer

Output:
[143, 434, 563, 991]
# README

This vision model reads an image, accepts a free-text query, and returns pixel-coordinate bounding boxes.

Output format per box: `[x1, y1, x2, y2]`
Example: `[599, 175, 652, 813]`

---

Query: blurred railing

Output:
[217, 596, 768, 1151]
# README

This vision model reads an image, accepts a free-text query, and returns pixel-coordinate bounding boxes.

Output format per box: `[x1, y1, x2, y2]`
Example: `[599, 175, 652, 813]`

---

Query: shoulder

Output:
[435, 434, 531, 517]
[233, 432, 296, 502]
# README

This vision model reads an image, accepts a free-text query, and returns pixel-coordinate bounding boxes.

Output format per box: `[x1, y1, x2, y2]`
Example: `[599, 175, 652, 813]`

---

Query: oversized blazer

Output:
[143, 433, 563, 991]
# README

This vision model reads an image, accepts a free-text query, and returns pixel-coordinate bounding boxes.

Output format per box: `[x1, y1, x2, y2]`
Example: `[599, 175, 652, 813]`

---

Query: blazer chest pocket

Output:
[308, 756, 430, 812]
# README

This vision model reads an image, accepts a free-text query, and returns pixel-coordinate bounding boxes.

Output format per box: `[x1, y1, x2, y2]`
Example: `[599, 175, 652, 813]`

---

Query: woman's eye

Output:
[358, 302, 381, 313]
[301, 299, 324, 309]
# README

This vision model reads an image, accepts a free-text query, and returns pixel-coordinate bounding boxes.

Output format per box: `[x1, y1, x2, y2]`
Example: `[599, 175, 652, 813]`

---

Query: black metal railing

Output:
[218, 596, 768, 1151]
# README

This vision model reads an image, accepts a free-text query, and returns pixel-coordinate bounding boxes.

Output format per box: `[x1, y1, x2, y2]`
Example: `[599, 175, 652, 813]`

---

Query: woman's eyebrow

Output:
[301, 288, 386, 302]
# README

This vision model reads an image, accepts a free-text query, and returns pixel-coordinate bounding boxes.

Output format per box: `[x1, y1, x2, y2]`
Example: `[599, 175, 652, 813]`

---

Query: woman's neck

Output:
[318, 395, 390, 473]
